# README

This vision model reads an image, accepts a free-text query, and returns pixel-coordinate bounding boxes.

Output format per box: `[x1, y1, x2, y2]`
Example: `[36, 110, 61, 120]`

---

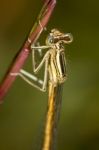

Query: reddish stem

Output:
[0, 0, 56, 103]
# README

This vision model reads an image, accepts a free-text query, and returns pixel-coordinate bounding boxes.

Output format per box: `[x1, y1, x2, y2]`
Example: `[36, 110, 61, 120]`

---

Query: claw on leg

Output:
[39, 20, 47, 32]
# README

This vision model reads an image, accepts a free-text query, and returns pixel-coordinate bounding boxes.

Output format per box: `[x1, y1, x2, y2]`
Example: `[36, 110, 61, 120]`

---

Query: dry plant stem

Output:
[42, 82, 63, 150]
[0, 0, 56, 103]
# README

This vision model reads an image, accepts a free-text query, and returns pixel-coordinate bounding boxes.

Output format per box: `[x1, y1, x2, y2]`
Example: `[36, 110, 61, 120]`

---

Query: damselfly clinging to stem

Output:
[11, 24, 73, 150]
[11, 25, 73, 91]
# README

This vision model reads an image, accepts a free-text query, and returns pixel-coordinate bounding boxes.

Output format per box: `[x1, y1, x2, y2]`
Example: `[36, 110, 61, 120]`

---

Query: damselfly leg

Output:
[10, 21, 51, 92]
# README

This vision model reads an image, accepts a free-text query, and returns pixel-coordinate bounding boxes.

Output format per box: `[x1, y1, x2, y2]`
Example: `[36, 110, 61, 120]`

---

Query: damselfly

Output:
[11, 28, 73, 91]
[11, 26, 73, 150]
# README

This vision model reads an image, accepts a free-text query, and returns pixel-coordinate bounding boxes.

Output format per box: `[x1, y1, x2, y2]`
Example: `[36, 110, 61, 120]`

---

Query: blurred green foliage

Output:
[0, 0, 99, 150]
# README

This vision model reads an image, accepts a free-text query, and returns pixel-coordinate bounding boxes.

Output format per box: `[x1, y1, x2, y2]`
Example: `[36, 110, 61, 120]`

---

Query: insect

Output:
[11, 28, 73, 92]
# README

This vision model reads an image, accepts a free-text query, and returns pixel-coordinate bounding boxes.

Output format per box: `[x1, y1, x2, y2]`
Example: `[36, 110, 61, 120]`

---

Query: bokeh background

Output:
[0, 0, 99, 150]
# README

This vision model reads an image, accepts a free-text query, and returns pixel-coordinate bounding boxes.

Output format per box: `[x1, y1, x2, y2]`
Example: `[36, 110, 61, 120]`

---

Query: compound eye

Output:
[48, 35, 54, 44]
[50, 38, 54, 43]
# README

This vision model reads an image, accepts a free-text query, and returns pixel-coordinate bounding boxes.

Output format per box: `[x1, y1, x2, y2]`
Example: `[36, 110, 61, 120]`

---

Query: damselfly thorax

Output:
[48, 46, 66, 85]
[46, 29, 72, 85]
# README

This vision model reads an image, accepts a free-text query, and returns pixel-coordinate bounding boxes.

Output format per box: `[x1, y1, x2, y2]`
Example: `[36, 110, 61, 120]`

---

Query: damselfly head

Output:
[62, 33, 73, 44]
[46, 29, 73, 46]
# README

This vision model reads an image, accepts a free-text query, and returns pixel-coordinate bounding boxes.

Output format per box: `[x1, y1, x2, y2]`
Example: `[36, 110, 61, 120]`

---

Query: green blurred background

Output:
[0, 0, 99, 150]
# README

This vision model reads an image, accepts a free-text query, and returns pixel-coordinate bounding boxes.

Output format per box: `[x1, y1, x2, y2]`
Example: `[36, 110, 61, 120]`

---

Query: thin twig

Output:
[42, 82, 63, 150]
[0, 0, 56, 103]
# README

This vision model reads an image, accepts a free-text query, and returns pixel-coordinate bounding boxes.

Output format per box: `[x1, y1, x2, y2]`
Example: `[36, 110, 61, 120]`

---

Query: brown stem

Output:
[0, 0, 56, 103]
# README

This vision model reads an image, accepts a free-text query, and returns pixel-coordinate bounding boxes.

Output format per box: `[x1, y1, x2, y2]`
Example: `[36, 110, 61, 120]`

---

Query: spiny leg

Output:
[19, 42, 50, 91]
[30, 20, 51, 73]
[18, 56, 49, 92]
[31, 45, 50, 50]
[18, 70, 44, 92]
[31, 45, 50, 73]
[10, 21, 50, 91]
